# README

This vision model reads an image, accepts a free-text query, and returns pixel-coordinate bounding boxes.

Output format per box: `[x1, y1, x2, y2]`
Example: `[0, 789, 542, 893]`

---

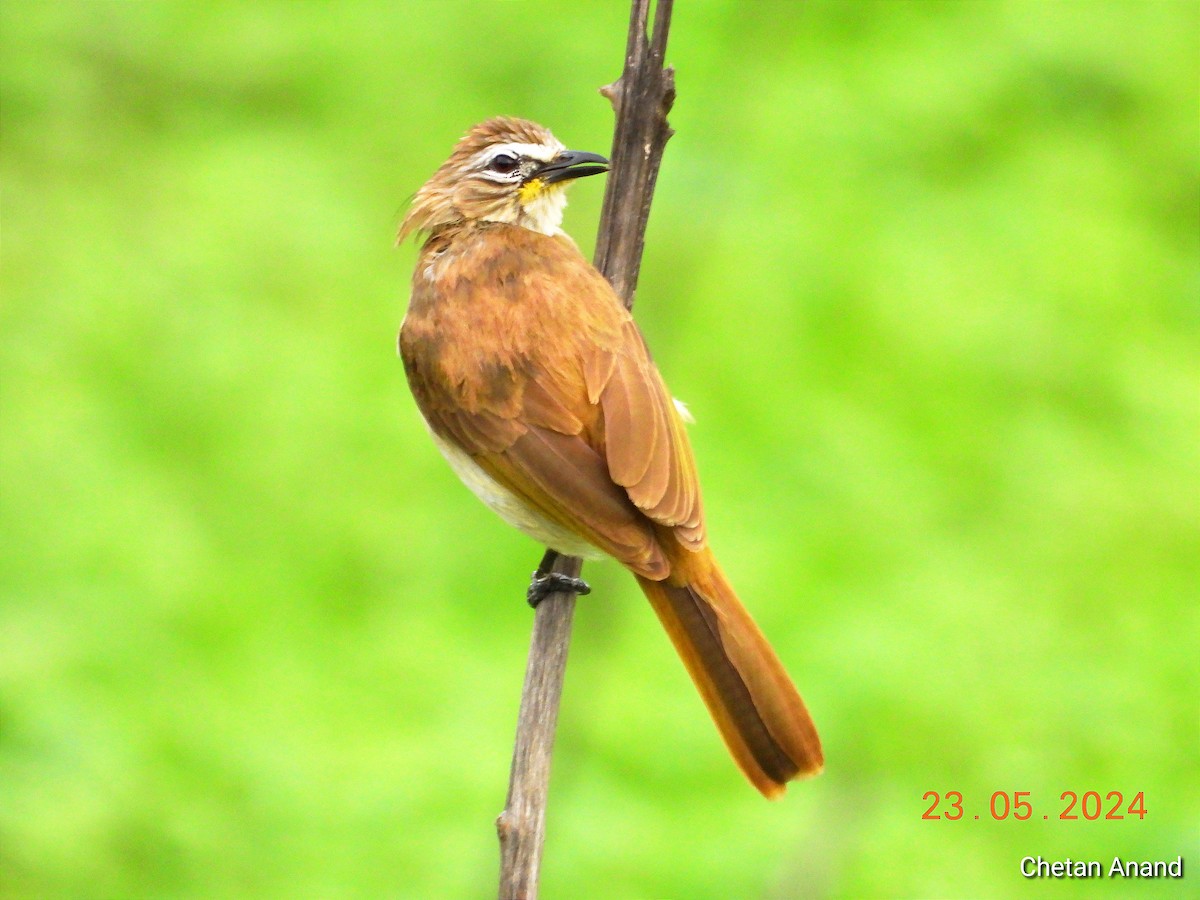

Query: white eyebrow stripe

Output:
[478, 141, 563, 167]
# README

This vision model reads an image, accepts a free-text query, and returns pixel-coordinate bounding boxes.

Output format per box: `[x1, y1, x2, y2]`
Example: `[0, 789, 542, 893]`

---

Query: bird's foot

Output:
[526, 571, 591, 608]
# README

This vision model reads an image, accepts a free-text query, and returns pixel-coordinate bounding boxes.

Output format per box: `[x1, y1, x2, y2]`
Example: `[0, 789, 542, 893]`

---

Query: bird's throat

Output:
[516, 180, 568, 236]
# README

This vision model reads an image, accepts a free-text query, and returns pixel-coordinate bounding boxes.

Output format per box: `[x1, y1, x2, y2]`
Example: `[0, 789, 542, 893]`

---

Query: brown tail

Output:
[635, 550, 823, 798]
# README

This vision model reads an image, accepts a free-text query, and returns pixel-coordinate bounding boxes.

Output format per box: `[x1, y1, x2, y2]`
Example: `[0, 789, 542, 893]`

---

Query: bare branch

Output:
[495, 552, 580, 900]
[596, 0, 676, 309]
[496, 1, 676, 897]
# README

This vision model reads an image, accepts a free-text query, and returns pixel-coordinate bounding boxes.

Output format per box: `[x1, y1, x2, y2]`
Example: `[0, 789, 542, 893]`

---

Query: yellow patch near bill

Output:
[518, 178, 545, 204]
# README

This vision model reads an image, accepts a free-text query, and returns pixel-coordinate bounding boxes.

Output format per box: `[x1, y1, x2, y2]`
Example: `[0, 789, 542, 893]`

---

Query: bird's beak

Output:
[535, 150, 610, 185]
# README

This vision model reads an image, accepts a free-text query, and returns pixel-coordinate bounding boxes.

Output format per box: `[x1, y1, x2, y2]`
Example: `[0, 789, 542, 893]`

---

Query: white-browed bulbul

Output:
[397, 117, 822, 797]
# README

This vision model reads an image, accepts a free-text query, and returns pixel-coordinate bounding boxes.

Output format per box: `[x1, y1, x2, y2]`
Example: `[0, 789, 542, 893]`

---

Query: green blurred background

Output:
[2, 1, 1197, 897]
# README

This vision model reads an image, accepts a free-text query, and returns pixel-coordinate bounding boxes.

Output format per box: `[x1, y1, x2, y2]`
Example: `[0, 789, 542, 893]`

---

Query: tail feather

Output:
[636, 554, 823, 798]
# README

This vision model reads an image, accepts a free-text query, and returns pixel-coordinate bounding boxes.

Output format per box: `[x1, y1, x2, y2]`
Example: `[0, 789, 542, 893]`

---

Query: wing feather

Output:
[600, 323, 704, 543]
[478, 428, 668, 577]
[521, 375, 584, 435]
[400, 222, 706, 573]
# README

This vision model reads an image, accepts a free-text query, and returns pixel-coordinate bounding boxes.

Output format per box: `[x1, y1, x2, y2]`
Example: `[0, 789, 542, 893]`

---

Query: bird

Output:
[397, 116, 822, 797]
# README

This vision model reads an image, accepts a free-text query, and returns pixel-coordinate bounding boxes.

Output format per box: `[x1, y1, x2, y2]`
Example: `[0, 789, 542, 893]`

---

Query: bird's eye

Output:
[488, 153, 519, 174]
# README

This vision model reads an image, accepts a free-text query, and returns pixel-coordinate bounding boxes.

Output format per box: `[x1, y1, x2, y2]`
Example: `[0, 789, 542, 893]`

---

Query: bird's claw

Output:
[526, 571, 591, 608]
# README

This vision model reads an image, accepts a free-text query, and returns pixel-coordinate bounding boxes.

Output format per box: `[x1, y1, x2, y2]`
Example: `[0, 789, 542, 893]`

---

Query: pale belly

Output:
[428, 428, 605, 561]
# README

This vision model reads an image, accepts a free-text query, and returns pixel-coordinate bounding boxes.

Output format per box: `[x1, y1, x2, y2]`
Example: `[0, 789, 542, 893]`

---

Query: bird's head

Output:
[398, 117, 609, 242]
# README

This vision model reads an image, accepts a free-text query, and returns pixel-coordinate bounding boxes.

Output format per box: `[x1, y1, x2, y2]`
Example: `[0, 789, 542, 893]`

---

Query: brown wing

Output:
[400, 223, 705, 576]
[592, 320, 704, 548]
